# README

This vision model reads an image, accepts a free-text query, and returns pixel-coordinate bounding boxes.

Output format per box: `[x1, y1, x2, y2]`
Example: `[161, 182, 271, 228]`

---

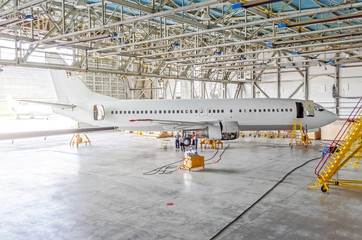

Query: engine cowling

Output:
[202, 121, 240, 140]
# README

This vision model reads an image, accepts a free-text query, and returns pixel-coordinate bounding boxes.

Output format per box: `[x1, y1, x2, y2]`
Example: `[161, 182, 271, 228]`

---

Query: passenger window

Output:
[254, 109, 256, 112]
[244, 109, 247, 113]
[164, 110, 166, 113]
[276, 109, 279, 112]
[136, 111, 139, 114]
[185, 110, 188, 113]
[168, 110, 171, 113]
[154, 110, 157, 114]
[290, 108, 293, 112]
[239, 109, 241, 113]
[159, 110, 162, 114]
[213, 109, 216, 113]
[249, 109, 252, 112]
[208, 109, 211, 113]
[230, 109, 233, 113]
[111, 111, 114, 114]
[263, 109, 266, 112]
[281, 109, 283, 112]
[221, 109, 224, 113]
[190, 110, 193, 113]
[268, 109, 270, 112]
[181, 110, 184, 113]
[128, 111, 131, 114]
[285, 109, 288, 112]
[177, 110, 179, 113]
[195, 110, 198, 113]
[200, 109, 203, 113]
[217, 110, 220, 113]
[172, 110, 175, 113]
[115, 111, 118, 114]
[141, 111, 143, 114]
[132, 111, 135, 114]
[272, 109, 275, 112]
[259, 109, 261, 112]
[145, 110, 148, 114]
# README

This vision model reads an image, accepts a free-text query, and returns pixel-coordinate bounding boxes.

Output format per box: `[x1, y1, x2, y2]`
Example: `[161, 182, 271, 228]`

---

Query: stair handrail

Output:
[315, 97, 362, 176]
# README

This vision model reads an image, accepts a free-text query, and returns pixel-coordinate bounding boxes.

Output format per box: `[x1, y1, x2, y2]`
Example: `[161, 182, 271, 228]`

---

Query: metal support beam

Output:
[335, 62, 340, 116]
[33, 0, 226, 45]
[89, 3, 362, 53]
[304, 62, 309, 100]
[288, 82, 304, 99]
[0, 0, 49, 17]
[253, 82, 270, 98]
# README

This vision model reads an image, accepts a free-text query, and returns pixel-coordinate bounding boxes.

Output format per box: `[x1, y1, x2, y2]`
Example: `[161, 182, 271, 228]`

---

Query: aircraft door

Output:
[305, 100, 315, 117]
[295, 102, 304, 118]
[93, 105, 105, 120]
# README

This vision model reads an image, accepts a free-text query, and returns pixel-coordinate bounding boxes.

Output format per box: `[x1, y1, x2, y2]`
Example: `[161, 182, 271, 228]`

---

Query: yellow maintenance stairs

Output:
[310, 98, 362, 192]
[345, 133, 362, 169]
[289, 118, 311, 148]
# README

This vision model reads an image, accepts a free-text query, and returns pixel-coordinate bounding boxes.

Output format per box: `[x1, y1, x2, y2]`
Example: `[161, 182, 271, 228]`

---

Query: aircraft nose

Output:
[325, 110, 338, 124]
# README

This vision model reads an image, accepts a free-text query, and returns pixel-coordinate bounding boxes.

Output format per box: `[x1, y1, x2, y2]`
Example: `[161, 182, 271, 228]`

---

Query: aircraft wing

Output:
[0, 127, 117, 141]
[129, 118, 217, 131]
[19, 100, 76, 109]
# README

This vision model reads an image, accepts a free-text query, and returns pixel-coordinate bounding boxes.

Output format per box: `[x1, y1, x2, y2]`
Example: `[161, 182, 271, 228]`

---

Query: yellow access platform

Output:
[290, 118, 311, 147]
[310, 98, 362, 192]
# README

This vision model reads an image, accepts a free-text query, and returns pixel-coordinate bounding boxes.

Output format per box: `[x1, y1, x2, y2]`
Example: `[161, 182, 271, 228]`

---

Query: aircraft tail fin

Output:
[45, 52, 95, 104]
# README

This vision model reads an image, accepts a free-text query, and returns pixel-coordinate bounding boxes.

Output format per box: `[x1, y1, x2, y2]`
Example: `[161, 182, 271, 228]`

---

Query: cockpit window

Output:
[314, 105, 325, 111]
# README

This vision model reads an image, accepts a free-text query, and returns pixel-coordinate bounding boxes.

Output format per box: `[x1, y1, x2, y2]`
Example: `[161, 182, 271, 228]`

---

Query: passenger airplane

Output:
[0, 53, 338, 142]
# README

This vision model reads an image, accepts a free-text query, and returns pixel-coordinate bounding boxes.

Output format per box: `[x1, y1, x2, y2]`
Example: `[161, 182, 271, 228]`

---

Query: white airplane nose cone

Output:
[326, 110, 338, 124]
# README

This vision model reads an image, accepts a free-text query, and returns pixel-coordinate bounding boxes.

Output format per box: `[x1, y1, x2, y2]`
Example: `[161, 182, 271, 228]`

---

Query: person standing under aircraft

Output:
[175, 132, 181, 149]
[194, 134, 198, 149]
[180, 136, 185, 152]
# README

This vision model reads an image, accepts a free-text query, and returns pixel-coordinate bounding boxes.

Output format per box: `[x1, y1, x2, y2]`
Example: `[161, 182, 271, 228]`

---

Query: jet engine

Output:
[201, 121, 240, 140]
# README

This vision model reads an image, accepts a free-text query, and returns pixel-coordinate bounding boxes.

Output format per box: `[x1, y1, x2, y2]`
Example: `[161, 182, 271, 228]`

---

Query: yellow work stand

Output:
[200, 138, 223, 149]
[290, 118, 311, 148]
[70, 132, 91, 147]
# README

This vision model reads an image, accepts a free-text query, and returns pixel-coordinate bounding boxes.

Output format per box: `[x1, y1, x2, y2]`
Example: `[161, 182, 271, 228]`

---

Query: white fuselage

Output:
[54, 98, 338, 132]
[46, 54, 338, 134]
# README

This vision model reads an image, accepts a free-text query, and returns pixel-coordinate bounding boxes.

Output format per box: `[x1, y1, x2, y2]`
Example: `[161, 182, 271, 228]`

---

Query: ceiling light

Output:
[75, 0, 87, 9]
[24, 15, 34, 21]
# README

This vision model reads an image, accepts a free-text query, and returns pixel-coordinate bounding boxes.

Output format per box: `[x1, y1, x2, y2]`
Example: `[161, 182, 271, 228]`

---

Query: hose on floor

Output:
[210, 156, 320, 240]
[143, 146, 228, 175]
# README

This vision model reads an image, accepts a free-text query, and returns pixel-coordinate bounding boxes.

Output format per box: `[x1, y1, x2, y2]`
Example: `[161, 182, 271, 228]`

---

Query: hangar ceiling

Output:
[0, 0, 361, 100]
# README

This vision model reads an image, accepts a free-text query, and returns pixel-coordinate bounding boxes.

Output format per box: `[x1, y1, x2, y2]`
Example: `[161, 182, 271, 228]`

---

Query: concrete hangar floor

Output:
[0, 130, 361, 239]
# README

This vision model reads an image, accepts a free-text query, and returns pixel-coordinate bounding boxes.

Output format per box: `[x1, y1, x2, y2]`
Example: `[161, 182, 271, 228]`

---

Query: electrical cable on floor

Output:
[210, 156, 320, 240]
[143, 146, 227, 175]
[205, 144, 230, 165]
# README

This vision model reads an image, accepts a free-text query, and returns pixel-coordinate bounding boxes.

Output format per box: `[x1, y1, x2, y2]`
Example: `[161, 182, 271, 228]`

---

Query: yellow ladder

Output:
[290, 118, 310, 148]
[310, 98, 362, 192]
[345, 132, 362, 169]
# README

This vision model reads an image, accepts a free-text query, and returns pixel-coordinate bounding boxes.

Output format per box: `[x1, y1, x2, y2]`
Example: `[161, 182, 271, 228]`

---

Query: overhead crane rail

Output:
[310, 98, 362, 192]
